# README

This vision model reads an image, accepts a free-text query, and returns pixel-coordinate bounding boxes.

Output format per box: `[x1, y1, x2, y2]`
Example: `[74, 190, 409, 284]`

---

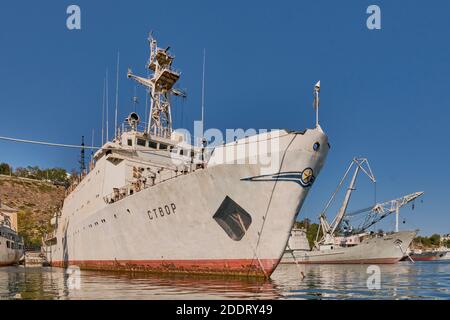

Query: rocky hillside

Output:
[0, 175, 65, 246]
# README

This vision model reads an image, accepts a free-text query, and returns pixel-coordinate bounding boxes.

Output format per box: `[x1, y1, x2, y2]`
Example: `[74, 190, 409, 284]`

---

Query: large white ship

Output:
[43, 35, 330, 278]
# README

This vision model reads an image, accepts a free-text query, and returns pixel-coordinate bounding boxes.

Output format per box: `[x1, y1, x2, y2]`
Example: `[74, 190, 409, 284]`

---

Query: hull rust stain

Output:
[51, 258, 279, 277]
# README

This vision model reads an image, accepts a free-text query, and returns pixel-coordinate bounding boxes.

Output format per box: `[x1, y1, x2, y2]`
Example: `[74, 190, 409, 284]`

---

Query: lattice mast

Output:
[317, 158, 376, 245]
[127, 34, 186, 138]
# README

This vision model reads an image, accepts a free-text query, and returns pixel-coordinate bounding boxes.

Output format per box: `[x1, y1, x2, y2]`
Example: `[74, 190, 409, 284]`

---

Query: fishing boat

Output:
[42, 35, 330, 278]
[282, 158, 422, 264]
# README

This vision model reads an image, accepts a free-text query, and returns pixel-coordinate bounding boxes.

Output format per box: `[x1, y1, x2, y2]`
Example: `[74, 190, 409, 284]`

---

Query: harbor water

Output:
[0, 261, 448, 300]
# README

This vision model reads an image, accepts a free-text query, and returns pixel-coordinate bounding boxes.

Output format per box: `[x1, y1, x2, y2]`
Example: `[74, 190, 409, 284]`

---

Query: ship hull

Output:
[281, 231, 416, 265]
[46, 129, 329, 277]
[0, 243, 22, 266]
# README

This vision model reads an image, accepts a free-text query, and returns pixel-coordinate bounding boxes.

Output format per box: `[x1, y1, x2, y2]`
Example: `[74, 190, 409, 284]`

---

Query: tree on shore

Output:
[413, 234, 445, 248]
[294, 218, 322, 249]
[0, 163, 12, 175]
[0, 162, 68, 184]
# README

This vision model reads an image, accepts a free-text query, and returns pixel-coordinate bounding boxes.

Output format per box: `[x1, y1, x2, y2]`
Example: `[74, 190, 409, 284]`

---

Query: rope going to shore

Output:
[0, 135, 100, 150]
[249, 134, 298, 278]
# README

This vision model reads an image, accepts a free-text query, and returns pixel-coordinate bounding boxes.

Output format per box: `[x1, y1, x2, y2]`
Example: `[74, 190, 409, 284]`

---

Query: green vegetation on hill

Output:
[0, 174, 65, 247]
[0, 162, 69, 185]
[293, 218, 322, 249]
[413, 234, 449, 248]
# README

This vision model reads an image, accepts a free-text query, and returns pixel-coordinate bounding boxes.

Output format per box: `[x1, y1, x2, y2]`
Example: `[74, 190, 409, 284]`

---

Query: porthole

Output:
[313, 142, 320, 151]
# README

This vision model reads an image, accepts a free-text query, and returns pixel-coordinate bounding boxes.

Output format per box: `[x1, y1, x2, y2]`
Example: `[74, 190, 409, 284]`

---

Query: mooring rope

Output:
[248, 134, 297, 277]
[0, 135, 100, 150]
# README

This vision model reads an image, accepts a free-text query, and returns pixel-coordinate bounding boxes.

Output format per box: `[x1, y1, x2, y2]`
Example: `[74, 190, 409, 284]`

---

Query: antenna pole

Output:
[91, 129, 94, 159]
[106, 69, 109, 142]
[316, 94, 319, 128]
[313, 81, 321, 128]
[79, 136, 86, 174]
[115, 52, 120, 139]
[201, 49, 206, 139]
[102, 78, 105, 145]
[395, 204, 399, 232]
[133, 87, 138, 112]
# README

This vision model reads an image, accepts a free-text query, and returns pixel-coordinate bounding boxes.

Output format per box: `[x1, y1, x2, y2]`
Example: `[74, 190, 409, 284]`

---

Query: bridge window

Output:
[159, 144, 168, 150]
[137, 139, 146, 147]
[149, 141, 158, 149]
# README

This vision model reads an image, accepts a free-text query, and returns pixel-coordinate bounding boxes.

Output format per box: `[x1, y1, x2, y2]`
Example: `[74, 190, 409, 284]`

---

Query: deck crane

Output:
[344, 191, 424, 233]
[316, 158, 376, 246]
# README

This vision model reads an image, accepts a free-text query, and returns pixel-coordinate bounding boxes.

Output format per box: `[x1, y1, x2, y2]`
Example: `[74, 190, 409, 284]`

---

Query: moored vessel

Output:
[43, 35, 330, 278]
[0, 202, 24, 266]
[284, 230, 416, 264]
[407, 249, 448, 261]
[282, 158, 422, 264]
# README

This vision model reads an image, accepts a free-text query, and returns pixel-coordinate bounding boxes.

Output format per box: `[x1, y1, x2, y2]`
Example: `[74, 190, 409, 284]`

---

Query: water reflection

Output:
[0, 261, 449, 300]
[0, 266, 281, 300]
[272, 261, 450, 299]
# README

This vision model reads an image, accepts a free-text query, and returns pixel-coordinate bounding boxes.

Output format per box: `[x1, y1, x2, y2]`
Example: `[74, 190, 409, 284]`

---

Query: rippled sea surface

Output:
[0, 261, 449, 300]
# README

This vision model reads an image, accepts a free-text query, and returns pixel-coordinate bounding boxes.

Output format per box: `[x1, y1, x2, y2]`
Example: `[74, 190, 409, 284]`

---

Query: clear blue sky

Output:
[0, 0, 448, 236]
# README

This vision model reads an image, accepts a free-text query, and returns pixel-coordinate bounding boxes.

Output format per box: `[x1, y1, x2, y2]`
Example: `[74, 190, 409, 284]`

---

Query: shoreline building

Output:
[0, 200, 18, 232]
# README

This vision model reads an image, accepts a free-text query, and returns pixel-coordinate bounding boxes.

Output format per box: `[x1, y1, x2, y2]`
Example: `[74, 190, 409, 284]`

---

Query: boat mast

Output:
[329, 164, 360, 237]
[115, 51, 120, 139]
[127, 33, 186, 138]
[201, 49, 206, 144]
[319, 158, 376, 244]
[313, 81, 320, 129]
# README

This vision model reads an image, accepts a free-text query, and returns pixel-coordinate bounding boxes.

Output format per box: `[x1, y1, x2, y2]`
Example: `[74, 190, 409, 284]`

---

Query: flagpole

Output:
[314, 81, 321, 128]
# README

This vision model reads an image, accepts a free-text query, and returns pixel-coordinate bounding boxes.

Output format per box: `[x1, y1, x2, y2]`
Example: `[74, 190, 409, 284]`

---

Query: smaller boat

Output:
[281, 158, 423, 265]
[284, 230, 417, 264]
[408, 249, 448, 261]
[0, 202, 24, 266]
